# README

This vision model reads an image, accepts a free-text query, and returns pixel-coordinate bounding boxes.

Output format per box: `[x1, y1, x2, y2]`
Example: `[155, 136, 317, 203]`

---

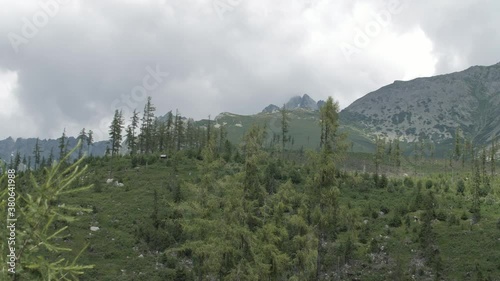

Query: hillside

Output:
[341, 62, 500, 145]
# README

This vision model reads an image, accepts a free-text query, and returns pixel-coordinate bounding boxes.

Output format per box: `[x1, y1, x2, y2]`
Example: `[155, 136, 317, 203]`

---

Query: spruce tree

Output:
[126, 110, 140, 155]
[47, 147, 54, 167]
[165, 111, 174, 154]
[313, 96, 347, 278]
[471, 160, 482, 223]
[13, 151, 21, 171]
[109, 109, 124, 156]
[394, 138, 401, 168]
[280, 103, 290, 156]
[87, 130, 94, 156]
[33, 138, 43, 170]
[157, 119, 167, 152]
[58, 129, 67, 162]
[374, 136, 384, 178]
[175, 110, 184, 151]
[454, 128, 461, 161]
[139, 96, 156, 154]
[491, 136, 497, 178]
[77, 128, 87, 158]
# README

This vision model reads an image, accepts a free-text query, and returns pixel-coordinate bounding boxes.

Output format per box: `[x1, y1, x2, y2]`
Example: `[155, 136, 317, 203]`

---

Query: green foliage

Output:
[0, 143, 94, 280]
[425, 179, 433, 189]
[457, 179, 465, 195]
[388, 214, 402, 227]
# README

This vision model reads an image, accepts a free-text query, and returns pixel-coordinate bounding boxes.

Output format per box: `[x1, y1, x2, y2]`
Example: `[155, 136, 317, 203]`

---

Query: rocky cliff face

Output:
[341, 62, 500, 144]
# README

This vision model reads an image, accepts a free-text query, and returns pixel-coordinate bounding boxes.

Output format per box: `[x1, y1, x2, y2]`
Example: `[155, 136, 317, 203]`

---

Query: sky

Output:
[0, 0, 499, 141]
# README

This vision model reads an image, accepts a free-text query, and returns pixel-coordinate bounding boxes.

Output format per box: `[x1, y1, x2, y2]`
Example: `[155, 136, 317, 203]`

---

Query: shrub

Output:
[378, 174, 388, 189]
[460, 211, 468, 221]
[448, 214, 459, 226]
[404, 177, 414, 188]
[389, 215, 402, 227]
[425, 179, 433, 189]
[456, 179, 465, 195]
[380, 205, 390, 215]
[436, 210, 447, 221]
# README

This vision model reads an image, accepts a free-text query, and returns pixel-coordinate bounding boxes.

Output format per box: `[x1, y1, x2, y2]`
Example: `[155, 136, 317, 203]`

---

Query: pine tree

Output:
[374, 136, 384, 177]
[40, 156, 46, 168]
[157, 119, 167, 152]
[27, 156, 32, 171]
[491, 136, 497, 178]
[8, 155, 13, 170]
[77, 128, 87, 158]
[481, 147, 487, 183]
[13, 151, 21, 171]
[280, 103, 290, 156]
[471, 160, 481, 223]
[150, 118, 159, 153]
[0, 146, 94, 279]
[313, 96, 347, 278]
[87, 130, 94, 156]
[126, 110, 140, 155]
[33, 138, 43, 170]
[47, 147, 54, 167]
[394, 138, 401, 168]
[185, 118, 196, 150]
[165, 111, 174, 154]
[206, 115, 211, 145]
[139, 96, 156, 154]
[218, 122, 227, 153]
[58, 129, 67, 162]
[454, 128, 461, 161]
[109, 109, 124, 156]
[174, 110, 184, 151]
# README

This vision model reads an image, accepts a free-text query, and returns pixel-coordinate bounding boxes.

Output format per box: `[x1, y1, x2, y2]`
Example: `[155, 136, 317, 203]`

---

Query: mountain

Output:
[261, 104, 280, 113]
[262, 94, 325, 113]
[341, 62, 500, 145]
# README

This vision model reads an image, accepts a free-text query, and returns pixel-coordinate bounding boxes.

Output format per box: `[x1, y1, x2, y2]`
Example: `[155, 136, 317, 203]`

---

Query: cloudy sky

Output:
[0, 0, 499, 141]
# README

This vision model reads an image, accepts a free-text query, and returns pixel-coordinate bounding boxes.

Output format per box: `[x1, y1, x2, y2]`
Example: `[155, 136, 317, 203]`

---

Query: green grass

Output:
[45, 153, 500, 280]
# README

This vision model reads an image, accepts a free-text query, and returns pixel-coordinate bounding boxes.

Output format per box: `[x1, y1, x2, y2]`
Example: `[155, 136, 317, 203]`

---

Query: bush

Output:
[404, 177, 414, 188]
[460, 211, 468, 221]
[389, 215, 402, 227]
[448, 214, 459, 226]
[425, 179, 433, 189]
[378, 174, 389, 189]
[380, 205, 390, 215]
[456, 179, 465, 195]
[396, 205, 409, 216]
[436, 210, 447, 221]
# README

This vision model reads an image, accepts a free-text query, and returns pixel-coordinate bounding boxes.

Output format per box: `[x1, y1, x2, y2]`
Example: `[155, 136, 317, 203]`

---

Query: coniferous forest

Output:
[1, 96, 499, 281]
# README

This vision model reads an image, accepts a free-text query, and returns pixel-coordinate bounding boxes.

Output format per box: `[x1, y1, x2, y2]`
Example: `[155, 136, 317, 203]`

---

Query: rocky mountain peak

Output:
[262, 94, 323, 113]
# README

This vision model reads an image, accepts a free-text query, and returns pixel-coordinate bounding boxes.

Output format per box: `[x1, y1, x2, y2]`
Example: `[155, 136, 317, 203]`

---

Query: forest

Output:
[1, 96, 499, 281]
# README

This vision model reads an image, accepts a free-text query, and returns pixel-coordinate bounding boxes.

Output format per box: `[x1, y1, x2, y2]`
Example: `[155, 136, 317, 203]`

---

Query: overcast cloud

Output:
[0, 0, 499, 140]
